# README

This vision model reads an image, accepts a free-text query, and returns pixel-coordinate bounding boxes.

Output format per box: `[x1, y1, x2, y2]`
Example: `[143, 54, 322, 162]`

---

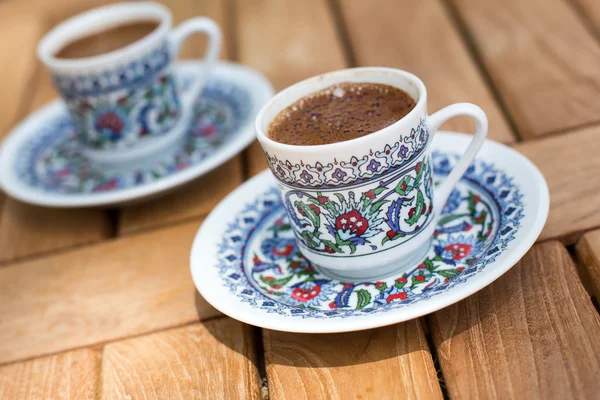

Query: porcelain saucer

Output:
[191, 132, 549, 333]
[0, 61, 273, 207]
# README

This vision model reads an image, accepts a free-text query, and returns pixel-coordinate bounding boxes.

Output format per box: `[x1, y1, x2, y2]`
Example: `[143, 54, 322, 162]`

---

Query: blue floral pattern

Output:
[216, 151, 524, 318]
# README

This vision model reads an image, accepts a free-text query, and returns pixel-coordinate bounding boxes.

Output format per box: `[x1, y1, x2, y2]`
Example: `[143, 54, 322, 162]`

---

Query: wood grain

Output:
[0, 220, 219, 365]
[264, 321, 442, 399]
[338, 0, 515, 143]
[429, 241, 600, 399]
[0, 13, 42, 137]
[575, 0, 600, 31]
[119, 158, 243, 235]
[453, 0, 600, 138]
[101, 319, 260, 400]
[236, 0, 348, 176]
[575, 229, 600, 300]
[118, 0, 246, 234]
[0, 349, 100, 400]
[513, 125, 600, 243]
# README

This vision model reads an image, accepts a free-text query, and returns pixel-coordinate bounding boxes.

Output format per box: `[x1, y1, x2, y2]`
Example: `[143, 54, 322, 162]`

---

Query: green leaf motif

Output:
[405, 190, 424, 225]
[424, 258, 436, 271]
[369, 200, 388, 215]
[295, 201, 320, 228]
[356, 289, 372, 310]
[438, 213, 469, 226]
[259, 275, 294, 287]
[436, 269, 461, 279]
[395, 176, 414, 196]
[373, 186, 387, 195]
[413, 161, 425, 187]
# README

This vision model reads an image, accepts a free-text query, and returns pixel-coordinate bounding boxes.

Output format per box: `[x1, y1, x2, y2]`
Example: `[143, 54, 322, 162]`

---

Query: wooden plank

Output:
[264, 321, 442, 399]
[236, 0, 348, 177]
[101, 319, 260, 400]
[119, 158, 243, 235]
[575, 0, 600, 30]
[0, 349, 100, 399]
[0, 13, 42, 137]
[118, 0, 245, 234]
[429, 241, 600, 399]
[338, 0, 515, 144]
[453, 0, 600, 138]
[575, 229, 600, 300]
[512, 125, 600, 243]
[0, 220, 219, 365]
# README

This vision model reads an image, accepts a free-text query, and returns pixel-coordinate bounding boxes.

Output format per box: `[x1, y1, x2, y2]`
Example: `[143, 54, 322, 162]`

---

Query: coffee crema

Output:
[267, 82, 416, 146]
[55, 21, 159, 59]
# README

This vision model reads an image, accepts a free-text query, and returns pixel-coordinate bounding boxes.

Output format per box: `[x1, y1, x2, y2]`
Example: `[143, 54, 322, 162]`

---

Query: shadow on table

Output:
[198, 286, 436, 369]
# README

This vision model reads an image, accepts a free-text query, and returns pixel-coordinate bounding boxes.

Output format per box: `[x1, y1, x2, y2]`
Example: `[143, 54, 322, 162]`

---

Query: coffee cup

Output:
[37, 2, 221, 167]
[256, 67, 488, 281]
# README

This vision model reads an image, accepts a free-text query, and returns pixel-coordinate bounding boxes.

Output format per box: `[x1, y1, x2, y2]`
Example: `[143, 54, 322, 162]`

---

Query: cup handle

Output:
[169, 17, 222, 114]
[428, 103, 488, 216]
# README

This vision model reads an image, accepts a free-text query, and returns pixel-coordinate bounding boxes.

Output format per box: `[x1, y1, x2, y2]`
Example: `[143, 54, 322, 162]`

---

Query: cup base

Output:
[313, 238, 433, 282]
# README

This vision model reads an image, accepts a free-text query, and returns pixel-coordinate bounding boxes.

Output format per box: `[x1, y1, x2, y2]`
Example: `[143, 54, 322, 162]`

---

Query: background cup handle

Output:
[427, 103, 488, 216]
[169, 17, 222, 114]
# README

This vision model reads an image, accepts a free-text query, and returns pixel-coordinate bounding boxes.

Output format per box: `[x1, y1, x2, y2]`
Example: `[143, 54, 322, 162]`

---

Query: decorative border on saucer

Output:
[54, 41, 171, 99]
[215, 151, 524, 318]
[264, 119, 429, 189]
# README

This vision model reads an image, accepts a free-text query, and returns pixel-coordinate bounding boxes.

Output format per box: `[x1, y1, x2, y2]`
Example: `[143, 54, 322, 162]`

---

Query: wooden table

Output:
[1, 0, 600, 398]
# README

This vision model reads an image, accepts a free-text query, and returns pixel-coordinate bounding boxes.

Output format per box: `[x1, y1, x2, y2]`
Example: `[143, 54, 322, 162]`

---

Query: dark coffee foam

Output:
[267, 82, 416, 146]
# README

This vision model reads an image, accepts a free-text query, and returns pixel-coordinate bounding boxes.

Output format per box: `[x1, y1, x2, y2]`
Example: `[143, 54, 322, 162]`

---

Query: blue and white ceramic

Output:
[0, 62, 273, 207]
[191, 133, 549, 333]
[256, 67, 488, 280]
[37, 2, 221, 165]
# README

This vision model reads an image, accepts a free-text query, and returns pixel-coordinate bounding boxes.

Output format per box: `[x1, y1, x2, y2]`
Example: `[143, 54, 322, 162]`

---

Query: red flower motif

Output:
[292, 284, 321, 302]
[335, 210, 368, 236]
[275, 219, 285, 226]
[375, 281, 385, 288]
[96, 111, 124, 134]
[443, 243, 473, 260]
[318, 196, 328, 204]
[428, 204, 433, 214]
[416, 275, 425, 281]
[309, 204, 320, 215]
[200, 125, 217, 138]
[456, 267, 465, 272]
[253, 255, 262, 264]
[93, 178, 119, 192]
[396, 277, 407, 283]
[421, 204, 427, 215]
[387, 292, 407, 303]
[418, 263, 426, 269]
[272, 244, 295, 257]
[364, 189, 375, 199]
[473, 195, 481, 204]
[463, 224, 473, 232]
[325, 246, 335, 254]
[297, 205, 305, 217]
[329, 301, 338, 309]
[343, 283, 353, 289]
[386, 230, 397, 240]
[476, 215, 485, 223]
[401, 182, 408, 191]
[408, 207, 416, 218]
[415, 162, 422, 174]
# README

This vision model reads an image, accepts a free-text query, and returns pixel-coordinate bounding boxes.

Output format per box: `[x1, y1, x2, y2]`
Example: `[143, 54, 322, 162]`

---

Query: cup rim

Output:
[37, 1, 172, 74]
[255, 67, 427, 155]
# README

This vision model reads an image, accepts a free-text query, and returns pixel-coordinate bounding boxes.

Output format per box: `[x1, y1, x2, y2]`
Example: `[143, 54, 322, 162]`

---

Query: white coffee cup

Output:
[256, 67, 487, 281]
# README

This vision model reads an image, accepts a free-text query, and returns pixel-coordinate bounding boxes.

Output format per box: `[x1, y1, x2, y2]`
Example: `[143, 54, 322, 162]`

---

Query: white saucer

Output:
[190, 132, 549, 333]
[0, 61, 273, 207]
